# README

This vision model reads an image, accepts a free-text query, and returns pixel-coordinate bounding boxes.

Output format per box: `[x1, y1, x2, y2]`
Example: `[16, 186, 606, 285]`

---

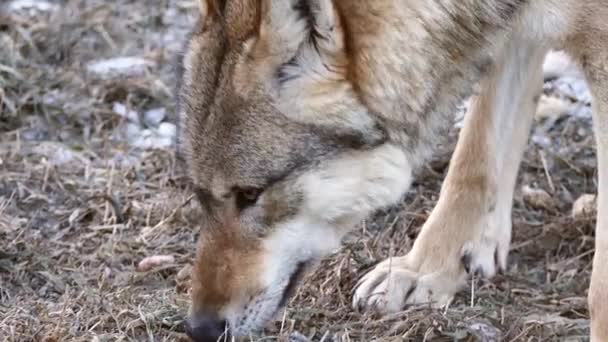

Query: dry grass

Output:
[0, 1, 598, 341]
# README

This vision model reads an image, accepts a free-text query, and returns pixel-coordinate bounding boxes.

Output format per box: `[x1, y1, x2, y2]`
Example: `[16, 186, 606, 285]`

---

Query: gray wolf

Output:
[176, 0, 608, 340]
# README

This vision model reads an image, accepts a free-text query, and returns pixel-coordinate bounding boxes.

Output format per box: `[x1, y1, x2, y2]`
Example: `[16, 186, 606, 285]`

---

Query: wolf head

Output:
[177, 0, 412, 339]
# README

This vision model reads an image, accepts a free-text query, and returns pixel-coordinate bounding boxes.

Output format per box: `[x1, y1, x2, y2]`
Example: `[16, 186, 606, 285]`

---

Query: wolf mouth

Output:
[278, 261, 309, 309]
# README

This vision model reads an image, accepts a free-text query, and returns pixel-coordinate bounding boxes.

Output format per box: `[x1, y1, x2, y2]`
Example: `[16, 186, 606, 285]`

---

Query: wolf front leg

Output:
[589, 75, 608, 342]
[354, 37, 547, 313]
[578, 47, 608, 342]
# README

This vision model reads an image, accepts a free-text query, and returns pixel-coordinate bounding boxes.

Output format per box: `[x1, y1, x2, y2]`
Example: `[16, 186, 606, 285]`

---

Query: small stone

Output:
[8, 0, 58, 14]
[157, 122, 177, 138]
[125, 122, 142, 139]
[467, 322, 502, 342]
[536, 95, 571, 120]
[113, 102, 141, 124]
[156, 136, 174, 148]
[553, 77, 592, 104]
[86, 57, 153, 80]
[531, 133, 552, 148]
[139, 129, 154, 139]
[130, 132, 173, 149]
[577, 127, 588, 137]
[130, 130, 153, 149]
[143, 107, 167, 127]
[572, 104, 593, 120]
[522, 185, 555, 211]
[572, 194, 597, 219]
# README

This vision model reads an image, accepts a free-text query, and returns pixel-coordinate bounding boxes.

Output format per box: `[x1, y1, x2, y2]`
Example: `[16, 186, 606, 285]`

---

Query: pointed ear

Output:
[197, 0, 224, 25]
[308, 0, 344, 58]
[254, 0, 309, 68]
[250, 0, 345, 77]
[275, 0, 346, 85]
[197, 0, 207, 16]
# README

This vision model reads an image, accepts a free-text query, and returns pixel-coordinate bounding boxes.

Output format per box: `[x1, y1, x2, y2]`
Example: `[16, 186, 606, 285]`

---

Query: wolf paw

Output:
[353, 226, 509, 313]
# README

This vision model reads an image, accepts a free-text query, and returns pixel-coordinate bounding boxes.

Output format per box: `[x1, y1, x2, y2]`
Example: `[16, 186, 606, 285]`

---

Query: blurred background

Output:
[0, 1, 599, 341]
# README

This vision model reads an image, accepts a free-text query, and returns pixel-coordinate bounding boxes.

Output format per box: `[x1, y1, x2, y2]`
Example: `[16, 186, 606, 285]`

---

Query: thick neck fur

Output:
[337, 0, 527, 169]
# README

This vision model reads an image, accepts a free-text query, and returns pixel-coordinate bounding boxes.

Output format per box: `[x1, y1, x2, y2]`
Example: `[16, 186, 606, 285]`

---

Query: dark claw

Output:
[495, 248, 508, 275]
[497, 260, 507, 275]
[402, 281, 418, 309]
[461, 252, 472, 274]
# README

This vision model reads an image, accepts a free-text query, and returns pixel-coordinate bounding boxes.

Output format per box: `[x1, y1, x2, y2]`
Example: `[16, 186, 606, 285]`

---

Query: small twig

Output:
[52, 286, 71, 338]
[539, 150, 555, 193]
[279, 309, 288, 336]
[105, 162, 116, 223]
[94, 24, 117, 51]
[470, 274, 476, 307]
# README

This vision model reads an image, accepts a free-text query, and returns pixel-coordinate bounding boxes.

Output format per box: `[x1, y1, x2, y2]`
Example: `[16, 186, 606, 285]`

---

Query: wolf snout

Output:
[185, 312, 228, 342]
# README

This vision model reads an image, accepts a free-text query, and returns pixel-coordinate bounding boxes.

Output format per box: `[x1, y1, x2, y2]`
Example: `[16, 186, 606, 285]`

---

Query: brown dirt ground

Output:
[0, 1, 599, 341]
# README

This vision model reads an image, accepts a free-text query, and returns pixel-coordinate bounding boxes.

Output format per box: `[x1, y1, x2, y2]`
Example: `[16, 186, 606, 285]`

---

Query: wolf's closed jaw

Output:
[179, 0, 608, 339]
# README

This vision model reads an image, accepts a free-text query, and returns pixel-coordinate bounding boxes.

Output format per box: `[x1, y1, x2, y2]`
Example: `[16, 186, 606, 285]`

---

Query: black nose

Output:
[185, 313, 228, 342]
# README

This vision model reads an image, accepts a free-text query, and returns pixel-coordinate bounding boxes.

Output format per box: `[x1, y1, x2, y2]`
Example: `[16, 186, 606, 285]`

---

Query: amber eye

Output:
[235, 187, 262, 211]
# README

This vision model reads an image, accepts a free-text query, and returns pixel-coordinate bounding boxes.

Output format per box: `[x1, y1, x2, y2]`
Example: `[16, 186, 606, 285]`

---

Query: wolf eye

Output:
[235, 187, 262, 211]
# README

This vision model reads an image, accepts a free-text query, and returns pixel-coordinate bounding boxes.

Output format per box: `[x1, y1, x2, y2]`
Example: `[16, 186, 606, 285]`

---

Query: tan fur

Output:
[353, 35, 547, 312]
[177, 0, 608, 340]
[576, 34, 608, 340]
